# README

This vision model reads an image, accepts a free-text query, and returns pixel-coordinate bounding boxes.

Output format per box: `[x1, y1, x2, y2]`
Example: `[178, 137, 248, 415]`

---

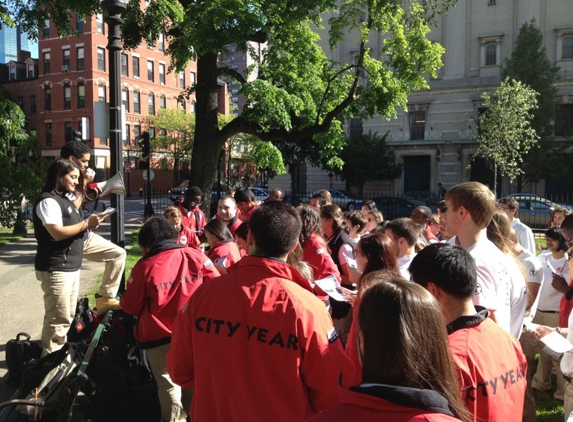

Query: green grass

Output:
[85, 229, 141, 306]
[0, 224, 33, 247]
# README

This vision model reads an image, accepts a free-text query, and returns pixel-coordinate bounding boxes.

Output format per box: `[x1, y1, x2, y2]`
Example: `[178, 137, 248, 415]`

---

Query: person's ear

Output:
[426, 281, 440, 298]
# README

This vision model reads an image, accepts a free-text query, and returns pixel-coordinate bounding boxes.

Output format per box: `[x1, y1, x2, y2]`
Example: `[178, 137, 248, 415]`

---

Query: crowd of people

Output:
[32, 164, 573, 422]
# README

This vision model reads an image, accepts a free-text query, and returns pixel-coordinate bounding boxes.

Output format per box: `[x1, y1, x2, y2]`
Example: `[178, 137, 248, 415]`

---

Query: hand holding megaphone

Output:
[84, 172, 126, 202]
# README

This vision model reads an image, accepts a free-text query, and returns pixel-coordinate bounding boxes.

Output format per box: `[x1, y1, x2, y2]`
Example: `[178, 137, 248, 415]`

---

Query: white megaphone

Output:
[85, 172, 126, 201]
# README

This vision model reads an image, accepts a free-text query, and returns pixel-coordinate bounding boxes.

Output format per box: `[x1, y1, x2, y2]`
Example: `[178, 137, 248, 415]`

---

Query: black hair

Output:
[137, 216, 179, 250]
[43, 159, 81, 196]
[204, 219, 233, 242]
[185, 186, 203, 199]
[234, 188, 256, 203]
[562, 214, 573, 231]
[60, 141, 90, 159]
[384, 218, 419, 247]
[249, 201, 302, 257]
[409, 243, 477, 300]
[235, 221, 249, 240]
[310, 193, 327, 206]
[437, 200, 447, 213]
[545, 226, 568, 252]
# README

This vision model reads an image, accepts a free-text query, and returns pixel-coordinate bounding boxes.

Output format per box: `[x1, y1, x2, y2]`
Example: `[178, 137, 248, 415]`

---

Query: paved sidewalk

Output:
[0, 219, 141, 404]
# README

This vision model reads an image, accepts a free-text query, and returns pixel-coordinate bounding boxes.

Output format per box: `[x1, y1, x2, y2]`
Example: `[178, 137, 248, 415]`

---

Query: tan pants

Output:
[520, 329, 538, 422]
[532, 311, 565, 400]
[36, 269, 80, 356]
[146, 343, 194, 422]
[564, 380, 573, 421]
[83, 232, 125, 298]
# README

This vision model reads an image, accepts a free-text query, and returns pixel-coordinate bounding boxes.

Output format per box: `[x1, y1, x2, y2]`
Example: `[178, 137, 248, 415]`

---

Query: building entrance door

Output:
[403, 155, 430, 193]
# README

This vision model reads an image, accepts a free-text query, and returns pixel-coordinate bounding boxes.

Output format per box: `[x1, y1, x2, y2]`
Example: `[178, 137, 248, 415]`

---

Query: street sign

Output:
[142, 170, 155, 181]
[124, 164, 130, 173]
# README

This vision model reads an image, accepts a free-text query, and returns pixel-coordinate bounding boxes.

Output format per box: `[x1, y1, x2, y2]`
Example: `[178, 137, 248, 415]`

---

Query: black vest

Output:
[33, 192, 84, 272]
[328, 229, 355, 319]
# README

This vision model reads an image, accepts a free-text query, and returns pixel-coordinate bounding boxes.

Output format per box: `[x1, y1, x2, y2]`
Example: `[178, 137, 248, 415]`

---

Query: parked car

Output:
[250, 187, 269, 202]
[507, 195, 572, 229]
[506, 193, 571, 210]
[369, 196, 419, 221]
[311, 189, 357, 210]
[403, 191, 441, 208]
[283, 194, 311, 207]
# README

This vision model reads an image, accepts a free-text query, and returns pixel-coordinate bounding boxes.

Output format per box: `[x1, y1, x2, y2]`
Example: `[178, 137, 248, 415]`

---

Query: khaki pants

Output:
[520, 329, 538, 422]
[564, 380, 573, 421]
[36, 270, 80, 356]
[146, 343, 194, 422]
[84, 232, 125, 298]
[532, 311, 565, 400]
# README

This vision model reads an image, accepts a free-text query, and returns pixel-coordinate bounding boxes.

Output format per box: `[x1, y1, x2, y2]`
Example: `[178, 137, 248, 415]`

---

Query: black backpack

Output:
[5, 332, 42, 387]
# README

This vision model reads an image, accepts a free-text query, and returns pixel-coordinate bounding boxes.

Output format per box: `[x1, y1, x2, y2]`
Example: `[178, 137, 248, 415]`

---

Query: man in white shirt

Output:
[498, 197, 536, 255]
[384, 218, 418, 280]
[441, 182, 512, 334]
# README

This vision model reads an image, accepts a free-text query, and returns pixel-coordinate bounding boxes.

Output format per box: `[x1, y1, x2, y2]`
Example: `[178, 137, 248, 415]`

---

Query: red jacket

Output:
[302, 233, 342, 301]
[167, 255, 355, 422]
[177, 199, 206, 232]
[306, 384, 462, 422]
[120, 242, 220, 348]
[447, 309, 527, 422]
[177, 225, 200, 248]
[240, 204, 258, 221]
[215, 214, 242, 237]
[207, 239, 242, 269]
[345, 293, 362, 385]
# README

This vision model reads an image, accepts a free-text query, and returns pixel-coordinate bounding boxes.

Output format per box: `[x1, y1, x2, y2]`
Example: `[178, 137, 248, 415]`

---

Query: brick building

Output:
[1, 12, 229, 190]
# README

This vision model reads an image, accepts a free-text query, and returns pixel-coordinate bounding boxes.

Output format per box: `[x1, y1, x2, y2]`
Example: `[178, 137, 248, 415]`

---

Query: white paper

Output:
[540, 331, 573, 354]
[104, 207, 117, 215]
[344, 254, 357, 270]
[314, 275, 347, 302]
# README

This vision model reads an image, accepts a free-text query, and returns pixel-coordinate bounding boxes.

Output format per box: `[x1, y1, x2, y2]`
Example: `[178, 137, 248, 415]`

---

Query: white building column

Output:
[517, 0, 540, 27]
[443, 0, 466, 80]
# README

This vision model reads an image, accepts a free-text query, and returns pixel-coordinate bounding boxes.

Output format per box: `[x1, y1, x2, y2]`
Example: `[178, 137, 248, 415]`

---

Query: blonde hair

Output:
[164, 205, 182, 219]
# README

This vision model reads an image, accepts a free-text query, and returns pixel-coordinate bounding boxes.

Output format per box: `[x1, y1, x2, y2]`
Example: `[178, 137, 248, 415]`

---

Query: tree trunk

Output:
[189, 52, 227, 216]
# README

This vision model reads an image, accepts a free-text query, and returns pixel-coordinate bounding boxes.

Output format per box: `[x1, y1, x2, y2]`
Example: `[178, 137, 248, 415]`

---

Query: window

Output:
[9, 67, 16, 80]
[64, 85, 72, 109]
[179, 71, 185, 88]
[159, 63, 165, 84]
[180, 99, 186, 111]
[556, 104, 573, 137]
[76, 15, 84, 32]
[148, 93, 155, 115]
[97, 47, 106, 71]
[134, 91, 140, 114]
[44, 87, 51, 111]
[190, 71, 196, 86]
[125, 123, 131, 143]
[231, 96, 238, 103]
[77, 84, 85, 108]
[43, 52, 50, 74]
[133, 56, 140, 78]
[158, 33, 165, 52]
[62, 48, 70, 69]
[410, 110, 426, 140]
[242, 55, 246, 62]
[122, 88, 129, 112]
[97, 14, 105, 34]
[485, 43, 496, 66]
[27, 64, 34, 78]
[98, 85, 106, 102]
[30, 95, 36, 113]
[121, 54, 128, 76]
[134, 125, 141, 141]
[77, 47, 84, 70]
[160, 95, 166, 109]
[488, 0, 496, 5]
[563, 36, 573, 60]
[64, 122, 73, 142]
[147, 60, 154, 82]
[45, 123, 52, 146]
[17, 97, 23, 109]
[349, 118, 363, 137]
[191, 102, 195, 113]
[43, 19, 50, 39]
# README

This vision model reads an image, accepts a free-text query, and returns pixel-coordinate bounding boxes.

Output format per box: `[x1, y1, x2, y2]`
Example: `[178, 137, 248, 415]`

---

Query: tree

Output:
[0, 90, 47, 233]
[250, 140, 287, 182]
[147, 108, 195, 186]
[332, 131, 402, 197]
[502, 19, 569, 191]
[8, 0, 456, 212]
[469, 78, 540, 194]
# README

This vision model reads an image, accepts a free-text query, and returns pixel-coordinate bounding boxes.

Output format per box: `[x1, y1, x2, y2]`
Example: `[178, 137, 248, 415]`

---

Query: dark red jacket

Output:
[167, 255, 355, 422]
[306, 384, 462, 422]
[120, 241, 220, 348]
[177, 225, 200, 248]
[302, 232, 341, 301]
[447, 309, 527, 422]
[176, 198, 206, 232]
[207, 239, 242, 269]
[215, 214, 242, 237]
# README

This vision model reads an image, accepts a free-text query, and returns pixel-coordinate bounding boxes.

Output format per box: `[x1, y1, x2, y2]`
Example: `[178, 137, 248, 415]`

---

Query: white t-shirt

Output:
[397, 253, 416, 280]
[36, 193, 79, 226]
[507, 257, 527, 339]
[518, 250, 544, 285]
[467, 238, 512, 335]
[536, 254, 570, 312]
[511, 218, 535, 255]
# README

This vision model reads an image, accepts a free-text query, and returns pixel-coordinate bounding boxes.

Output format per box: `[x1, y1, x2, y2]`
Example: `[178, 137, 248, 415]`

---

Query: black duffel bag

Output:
[5, 332, 42, 387]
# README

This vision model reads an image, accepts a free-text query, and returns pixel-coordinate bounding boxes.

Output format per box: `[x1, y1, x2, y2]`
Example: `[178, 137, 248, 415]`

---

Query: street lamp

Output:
[102, 0, 127, 289]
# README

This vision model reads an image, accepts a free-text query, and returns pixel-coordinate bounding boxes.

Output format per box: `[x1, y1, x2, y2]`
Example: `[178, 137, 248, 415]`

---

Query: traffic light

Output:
[139, 132, 150, 159]
[252, 166, 257, 173]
